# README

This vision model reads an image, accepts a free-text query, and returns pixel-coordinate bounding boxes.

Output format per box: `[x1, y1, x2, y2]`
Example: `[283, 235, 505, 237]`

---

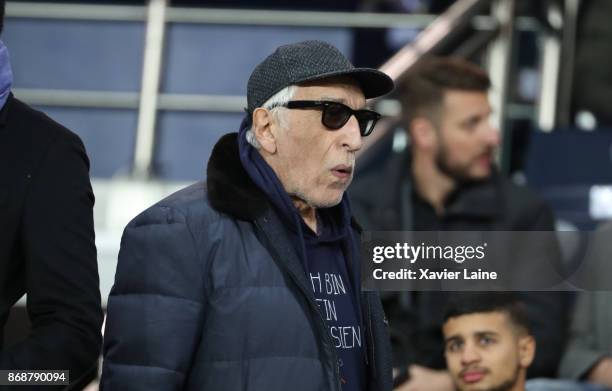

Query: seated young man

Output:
[442, 293, 535, 391]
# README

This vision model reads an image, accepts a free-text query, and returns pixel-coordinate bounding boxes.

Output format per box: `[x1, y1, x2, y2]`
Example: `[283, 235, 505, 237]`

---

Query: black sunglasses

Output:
[273, 100, 381, 137]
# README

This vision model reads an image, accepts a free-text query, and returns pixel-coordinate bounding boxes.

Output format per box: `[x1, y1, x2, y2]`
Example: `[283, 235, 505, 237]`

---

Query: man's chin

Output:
[458, 377, 518, 391]
[452, 166, 493, 184]
[458, 385, 484, 391]
[467, 170, 492, 182]
[314, 197, 344, 209]
[309, 191, 345, 209]
[457, 381, 491, 391]
[437, 155, 494, 183]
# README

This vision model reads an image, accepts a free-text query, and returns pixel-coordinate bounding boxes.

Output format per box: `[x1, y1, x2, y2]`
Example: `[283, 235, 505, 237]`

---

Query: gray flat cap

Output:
[247, 40, 394, 113]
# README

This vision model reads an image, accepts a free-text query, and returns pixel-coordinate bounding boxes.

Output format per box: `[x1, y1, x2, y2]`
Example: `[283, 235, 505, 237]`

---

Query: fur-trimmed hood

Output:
[206, 132, 270, 221]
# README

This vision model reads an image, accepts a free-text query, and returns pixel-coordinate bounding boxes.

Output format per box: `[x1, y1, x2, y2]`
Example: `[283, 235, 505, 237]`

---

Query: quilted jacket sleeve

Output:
[101, 205, 206, 390]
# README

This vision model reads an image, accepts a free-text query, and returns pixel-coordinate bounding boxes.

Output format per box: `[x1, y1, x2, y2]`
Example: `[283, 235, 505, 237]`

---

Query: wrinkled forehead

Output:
[295, 76, 366, 107]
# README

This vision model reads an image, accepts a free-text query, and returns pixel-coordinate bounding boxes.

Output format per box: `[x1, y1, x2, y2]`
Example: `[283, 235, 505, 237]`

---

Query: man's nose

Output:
[460, 343, 482, 365]
[482, 124, 501, 147]
[341, 115, 363, 152]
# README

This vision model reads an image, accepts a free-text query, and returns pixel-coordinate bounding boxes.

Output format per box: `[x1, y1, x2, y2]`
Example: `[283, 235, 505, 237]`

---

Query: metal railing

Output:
[8, 2, 436, 27]
[6, 1, 440, 178]
[7, 0, 564, 177]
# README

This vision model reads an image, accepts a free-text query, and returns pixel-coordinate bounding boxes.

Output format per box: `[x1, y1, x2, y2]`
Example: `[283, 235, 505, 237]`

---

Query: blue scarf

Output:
[237, 116, 307, 234]
[0, 40, 13, 110]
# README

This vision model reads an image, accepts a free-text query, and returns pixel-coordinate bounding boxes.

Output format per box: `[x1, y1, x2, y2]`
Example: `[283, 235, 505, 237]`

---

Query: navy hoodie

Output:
[237, 119, 365, 391]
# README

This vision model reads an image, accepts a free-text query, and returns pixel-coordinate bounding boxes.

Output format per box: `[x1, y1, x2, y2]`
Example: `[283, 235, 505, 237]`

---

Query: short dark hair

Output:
[443, 292, 532, 335]
[398, 56, 491, 124]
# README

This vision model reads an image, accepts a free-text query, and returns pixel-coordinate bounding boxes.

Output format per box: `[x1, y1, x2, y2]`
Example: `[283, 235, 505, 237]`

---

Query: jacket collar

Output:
[206, 132, 269, 221]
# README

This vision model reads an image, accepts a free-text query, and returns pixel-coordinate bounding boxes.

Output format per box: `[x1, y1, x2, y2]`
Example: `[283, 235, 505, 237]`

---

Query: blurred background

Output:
[3, 0, 612, 387]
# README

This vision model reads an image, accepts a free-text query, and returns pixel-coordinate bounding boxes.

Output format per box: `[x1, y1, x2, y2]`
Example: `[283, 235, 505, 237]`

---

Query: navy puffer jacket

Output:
[101, 133, 392, 390]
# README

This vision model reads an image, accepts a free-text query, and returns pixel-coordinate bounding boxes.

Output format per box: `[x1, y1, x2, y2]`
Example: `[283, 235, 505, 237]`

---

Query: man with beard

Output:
[350, 57, 568, 390]
[442, 293, 535, 391]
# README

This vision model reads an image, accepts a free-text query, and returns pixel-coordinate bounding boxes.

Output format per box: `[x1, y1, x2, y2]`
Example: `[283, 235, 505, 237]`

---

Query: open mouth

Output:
[331, 165, 353, 179]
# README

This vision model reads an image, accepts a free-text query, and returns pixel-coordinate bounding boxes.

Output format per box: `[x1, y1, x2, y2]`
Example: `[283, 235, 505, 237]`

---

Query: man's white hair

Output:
[246, 85, 297, 149]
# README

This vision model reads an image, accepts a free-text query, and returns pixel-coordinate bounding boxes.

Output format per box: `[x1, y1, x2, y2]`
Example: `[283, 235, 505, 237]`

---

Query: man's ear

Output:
[518, 335, 535, 368]
[252, 108, 277, 154]
[410, 117, 437, 151]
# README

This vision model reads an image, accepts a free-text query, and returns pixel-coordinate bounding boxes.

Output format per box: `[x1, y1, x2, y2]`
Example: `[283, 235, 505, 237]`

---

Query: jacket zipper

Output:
[363, 293, 376, 380]
[255, 220, 342, 391]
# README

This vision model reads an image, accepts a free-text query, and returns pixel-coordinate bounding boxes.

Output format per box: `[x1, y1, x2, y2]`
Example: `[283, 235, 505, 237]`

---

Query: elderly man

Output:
[101, 40, 394, 390]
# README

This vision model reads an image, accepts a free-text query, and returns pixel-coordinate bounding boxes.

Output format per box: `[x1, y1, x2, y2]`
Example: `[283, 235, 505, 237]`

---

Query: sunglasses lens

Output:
[323, 103, 351, 129]
[356, 112, 379, 136]
[318, 102, 380, 136]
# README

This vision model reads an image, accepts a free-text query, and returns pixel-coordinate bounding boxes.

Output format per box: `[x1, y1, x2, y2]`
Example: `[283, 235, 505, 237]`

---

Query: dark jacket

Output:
[101, 133, 393, 391]
[350, 150, 570, 378]
[0, 95, 103, 388]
